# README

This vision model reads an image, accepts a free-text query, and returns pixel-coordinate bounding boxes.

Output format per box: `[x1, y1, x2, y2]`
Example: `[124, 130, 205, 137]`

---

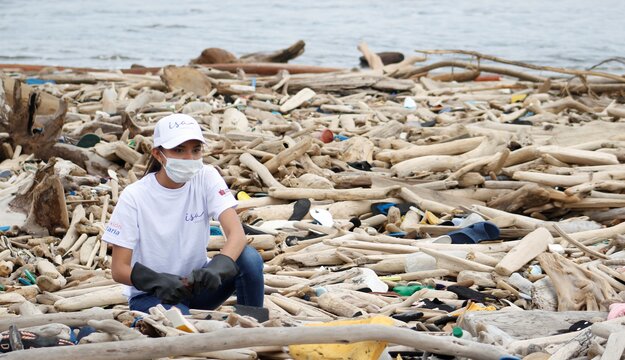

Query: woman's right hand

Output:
[130, 262, 192, 304]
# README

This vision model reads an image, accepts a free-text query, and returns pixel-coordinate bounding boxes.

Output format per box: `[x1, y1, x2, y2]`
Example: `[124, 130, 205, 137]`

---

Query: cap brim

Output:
[160, 134, 207, 149]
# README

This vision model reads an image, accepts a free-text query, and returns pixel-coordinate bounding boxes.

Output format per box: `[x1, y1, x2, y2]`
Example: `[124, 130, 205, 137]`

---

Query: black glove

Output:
[130, 262, 192, 304]
[188, 254, 239, 293]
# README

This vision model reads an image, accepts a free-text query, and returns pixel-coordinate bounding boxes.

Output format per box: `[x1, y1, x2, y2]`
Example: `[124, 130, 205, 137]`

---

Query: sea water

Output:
[0, 0, 624, 70]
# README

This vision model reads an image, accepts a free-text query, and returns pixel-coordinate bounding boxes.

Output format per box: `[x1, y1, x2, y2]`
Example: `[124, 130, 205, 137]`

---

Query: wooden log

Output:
[399, 187, 456, 214]
[549, 329, 593, 360]
[0, 261, 13, 277]
[36, 259, 67, 292]
[396, 269, 450, 281]
[457, 270, 496, 288]
[54, 285, 126, 312]
[512, 170, 625, 188]
[268, 186, 400, 201]
[537, 145, 619, 166]
[0, 308, 114, 332]
[420, 248, 494, 274]
[161, 66, 212, 96]
[600, 331, 625, 360]
[392, 155, 462, 178]
[208, 235, 276, 251]
[239, 152, 285, 189]
[57, 204, 85, 254]
[262, 136, 313, 174]
[79, 236, 98, 265]
[357, 41, 384, 72]
[487, 184, 550, 213]
[23, 173, 69, 235]
[114, 142, 142, 165]
[552, 224, 609, 260]
[0, 324, 508, 360]
[53, 284, 119, 298]
[315, 292, 364, 317]
[495, 227, 553, 276]
[538, 252, 617, 311]
[279, 88, 316, 113]
[87, 319, 145, 341]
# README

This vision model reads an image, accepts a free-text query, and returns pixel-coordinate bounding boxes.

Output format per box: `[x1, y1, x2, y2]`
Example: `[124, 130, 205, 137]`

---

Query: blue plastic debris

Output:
[25, 78, 56, 85]
[210, 226, 223, 236]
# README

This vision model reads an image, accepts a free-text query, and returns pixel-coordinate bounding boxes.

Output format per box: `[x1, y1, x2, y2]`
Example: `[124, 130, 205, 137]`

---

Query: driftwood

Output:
[240, 40, 306, 63]
[538, 252, 618, 311]
[495, 227, 552, 276]
[0, 308, 114, 332]
[0, 325, 508, 360]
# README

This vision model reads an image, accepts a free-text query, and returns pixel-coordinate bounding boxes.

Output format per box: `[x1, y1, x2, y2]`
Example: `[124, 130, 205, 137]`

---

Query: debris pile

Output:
[1, 47, 625, 359]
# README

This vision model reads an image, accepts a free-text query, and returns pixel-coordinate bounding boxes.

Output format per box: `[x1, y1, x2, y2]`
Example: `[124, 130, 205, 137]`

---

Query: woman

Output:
[103, 114, 264, 314]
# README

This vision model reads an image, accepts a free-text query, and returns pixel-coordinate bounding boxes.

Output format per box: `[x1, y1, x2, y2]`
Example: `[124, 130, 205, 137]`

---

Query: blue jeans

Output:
[129, 245, 264, 315]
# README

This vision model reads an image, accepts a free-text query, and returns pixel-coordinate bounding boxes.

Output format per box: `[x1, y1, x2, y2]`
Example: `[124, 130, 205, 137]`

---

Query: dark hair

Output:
[143, 146, 163, 177]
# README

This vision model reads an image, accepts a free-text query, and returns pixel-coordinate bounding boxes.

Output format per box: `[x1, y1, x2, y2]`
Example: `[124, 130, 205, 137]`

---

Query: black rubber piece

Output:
[234, 304, 269, 323]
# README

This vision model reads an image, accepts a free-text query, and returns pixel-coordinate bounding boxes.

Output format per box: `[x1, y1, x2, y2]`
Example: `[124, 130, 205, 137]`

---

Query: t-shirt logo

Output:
[185, 211, 205, 222]
[105, 221, 122, 236]
[218, 189, 228, 196]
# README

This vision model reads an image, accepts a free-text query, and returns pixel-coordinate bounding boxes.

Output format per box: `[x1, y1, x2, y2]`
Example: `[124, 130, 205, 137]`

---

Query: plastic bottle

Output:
[393, 284, 433, 296]
[102, 84, 117, 114]
[452, 326, 473, 340]
[508, 272, 533, 296]
[404, 252, 437, 272]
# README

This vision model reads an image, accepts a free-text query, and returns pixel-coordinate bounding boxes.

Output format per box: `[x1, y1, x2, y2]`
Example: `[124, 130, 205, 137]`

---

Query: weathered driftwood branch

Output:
[552, 224, 609, 260]
[495, 227, 552, 276]
[268, 185, 400, 201]
[538, 252, 617, 311]
[0, 308, 114, 332]
[416, 49, 625, 83]
[0, 325, 508, 360]
[239, 152, 285, 189]
[262, 136, 313, 173]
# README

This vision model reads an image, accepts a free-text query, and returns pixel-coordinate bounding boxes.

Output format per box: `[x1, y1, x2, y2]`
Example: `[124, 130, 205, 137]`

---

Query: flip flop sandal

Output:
[255, 220, 297, 232]
[242, 223, 269, 236]
[447, 221, 500, 244]
[391, 311, 424, 322]
[417, 235, 452, 244]
[310, 208, 334, 227]
[446, 285, 495, 303]
[288, 199, 311, 221]
[371, 202, 395, 216]
[347, 161, 372, 171]
[75, 133, 101, 148]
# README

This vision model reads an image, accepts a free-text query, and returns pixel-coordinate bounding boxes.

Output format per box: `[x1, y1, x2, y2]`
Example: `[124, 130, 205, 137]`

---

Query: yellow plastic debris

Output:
[378, 275, 402, 282]
[236, 191, 251, 200]
[510, 94, 527, 103]
[449, 301, 497, 317]
[288, 316, 395, 360]
[465, 302, 496, 312]
[420, 210, 441, 225]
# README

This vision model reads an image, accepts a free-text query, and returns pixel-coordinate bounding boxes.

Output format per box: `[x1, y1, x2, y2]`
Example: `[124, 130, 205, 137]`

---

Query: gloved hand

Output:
[130, 262, 192, 304]
[188, 254, 239, 292]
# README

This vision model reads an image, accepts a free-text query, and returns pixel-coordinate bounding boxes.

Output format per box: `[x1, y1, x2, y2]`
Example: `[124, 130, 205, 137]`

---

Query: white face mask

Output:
[160, 152, 203, 183]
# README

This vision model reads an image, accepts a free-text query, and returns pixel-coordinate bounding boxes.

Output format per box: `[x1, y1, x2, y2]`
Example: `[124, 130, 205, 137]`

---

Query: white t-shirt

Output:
[102, 165, 237, 299]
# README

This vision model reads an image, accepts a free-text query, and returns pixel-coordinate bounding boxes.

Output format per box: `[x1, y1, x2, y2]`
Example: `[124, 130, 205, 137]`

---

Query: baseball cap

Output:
[153, 114, 207, 149]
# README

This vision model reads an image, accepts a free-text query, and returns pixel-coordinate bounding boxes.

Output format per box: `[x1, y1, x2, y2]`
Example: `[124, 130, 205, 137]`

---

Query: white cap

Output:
[153, 114, 207, 149]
